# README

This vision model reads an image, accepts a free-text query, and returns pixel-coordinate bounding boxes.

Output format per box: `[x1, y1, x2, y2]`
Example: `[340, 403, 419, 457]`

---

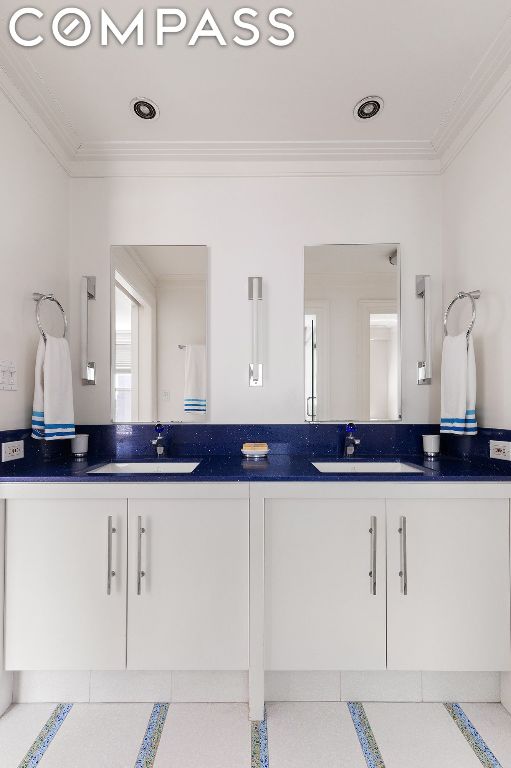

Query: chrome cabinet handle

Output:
[137, 515, 146, 595]
[107, 515, 116, 596]
[398, 516, 408, 595]
[369, 516, 377, 596]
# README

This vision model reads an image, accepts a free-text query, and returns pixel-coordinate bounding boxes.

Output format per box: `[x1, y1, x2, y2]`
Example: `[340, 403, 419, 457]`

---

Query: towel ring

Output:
[33, 293, 68, 341]
[443, 290, 481, 339]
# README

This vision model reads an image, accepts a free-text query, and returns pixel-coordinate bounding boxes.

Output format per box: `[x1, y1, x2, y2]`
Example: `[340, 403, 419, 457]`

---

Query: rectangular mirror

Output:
[304, 243, 401, 422]
[110, 245, 208, 423]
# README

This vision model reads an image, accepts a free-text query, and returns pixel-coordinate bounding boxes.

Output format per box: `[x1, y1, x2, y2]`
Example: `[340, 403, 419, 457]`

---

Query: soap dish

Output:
[241, 449, 270, 460]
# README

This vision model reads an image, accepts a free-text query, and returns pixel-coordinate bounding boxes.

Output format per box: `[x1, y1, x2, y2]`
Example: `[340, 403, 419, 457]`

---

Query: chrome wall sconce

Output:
[81, 275, 96, 385]
[416, 274, 432, 385]
[249, 276, 263, 387]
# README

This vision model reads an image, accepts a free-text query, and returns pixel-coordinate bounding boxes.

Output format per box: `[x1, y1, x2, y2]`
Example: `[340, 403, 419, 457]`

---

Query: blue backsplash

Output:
[0, 422, 440, 462]
[0, 422, 508, 465]
[440, 427, 511, 459]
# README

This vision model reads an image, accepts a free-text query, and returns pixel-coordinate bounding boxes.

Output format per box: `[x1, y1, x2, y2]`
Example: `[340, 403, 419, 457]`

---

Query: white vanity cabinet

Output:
[5, 499, 127, 670]
[255, 484, 511, 684]
[264, 498, 386, 670]
[127, 497, 249, 670]
[3, 482, 511, 718]
[387, 498, 511, 671]
[3, 486, 249, 673]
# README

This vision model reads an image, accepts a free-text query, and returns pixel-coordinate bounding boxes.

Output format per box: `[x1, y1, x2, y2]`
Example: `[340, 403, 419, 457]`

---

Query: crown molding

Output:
[433, 16, 511, 163]
[66, 158, 442, 178]
[439, 60, 511, 171]
[74, 138, 437, 163]
[0, 37, 79, 172]
[0, 61, 70, 172]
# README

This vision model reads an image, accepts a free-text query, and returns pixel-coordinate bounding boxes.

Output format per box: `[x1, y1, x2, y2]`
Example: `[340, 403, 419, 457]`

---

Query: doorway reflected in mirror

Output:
[111, 245, 208, 423]
[304, 243, 401, 422]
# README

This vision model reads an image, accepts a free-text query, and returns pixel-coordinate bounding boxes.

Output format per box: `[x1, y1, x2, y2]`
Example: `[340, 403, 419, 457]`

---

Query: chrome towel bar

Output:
[444, 290, 481, 339]
[32, 293, 68, 341]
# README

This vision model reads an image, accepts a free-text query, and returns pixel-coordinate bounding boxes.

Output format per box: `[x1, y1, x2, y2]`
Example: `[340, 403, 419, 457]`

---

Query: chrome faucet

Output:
[151, 422, 165, 457]
[343, 423, 361, 458]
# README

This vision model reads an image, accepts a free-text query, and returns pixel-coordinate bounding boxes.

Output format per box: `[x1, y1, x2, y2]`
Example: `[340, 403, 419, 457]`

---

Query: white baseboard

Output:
[421, 672, 500, 703]
[340, 672, 422, 702]
[0, 671, 13, 715]
[0, 503, 12, 716]
[13, 671, 248, 704]
[12, 670, 502, 704]
[501, 672, 511, 713]
[14, 671, 90, 703]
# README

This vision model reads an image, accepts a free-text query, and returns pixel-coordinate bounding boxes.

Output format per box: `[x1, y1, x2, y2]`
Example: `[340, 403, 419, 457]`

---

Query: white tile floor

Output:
[1, 700, 510, 767]
[364, 702, 482, 768]
[267, 702, 367, 768]
[154, 703, 250, 767]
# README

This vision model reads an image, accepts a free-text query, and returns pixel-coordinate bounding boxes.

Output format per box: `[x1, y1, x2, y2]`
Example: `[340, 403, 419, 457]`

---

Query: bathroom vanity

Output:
[1, 466, 510, 721]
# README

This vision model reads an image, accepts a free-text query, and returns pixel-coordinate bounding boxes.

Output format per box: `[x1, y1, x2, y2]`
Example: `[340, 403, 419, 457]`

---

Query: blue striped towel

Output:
[440, 333, 477, 436]
[32, 336, 75, 440]
[184, 398, 207, 413]
[184, 345, 206, 414]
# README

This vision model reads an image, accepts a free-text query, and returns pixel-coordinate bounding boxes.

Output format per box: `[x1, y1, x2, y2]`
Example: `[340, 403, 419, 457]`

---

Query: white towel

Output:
[32, 336, 75, 440]
[440, 333, 477, 435]
[183, 345, 206, 413]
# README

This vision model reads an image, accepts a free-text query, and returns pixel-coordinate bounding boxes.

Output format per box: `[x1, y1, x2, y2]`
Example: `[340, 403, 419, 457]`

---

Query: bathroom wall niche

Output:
[304, 243, 401, 423]
[110, 245, 208, 423]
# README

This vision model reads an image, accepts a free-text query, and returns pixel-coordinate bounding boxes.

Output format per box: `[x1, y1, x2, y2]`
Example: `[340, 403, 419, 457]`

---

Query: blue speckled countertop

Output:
[2, 453, 511, 482]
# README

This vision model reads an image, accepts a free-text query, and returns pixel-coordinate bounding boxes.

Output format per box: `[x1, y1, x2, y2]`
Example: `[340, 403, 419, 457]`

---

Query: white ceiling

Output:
[1, 0, 511, 172]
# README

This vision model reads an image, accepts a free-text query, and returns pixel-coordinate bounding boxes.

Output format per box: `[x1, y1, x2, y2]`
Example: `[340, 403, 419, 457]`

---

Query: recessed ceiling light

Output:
[131, 98, 159, 120]
[353, 96, 384, 121]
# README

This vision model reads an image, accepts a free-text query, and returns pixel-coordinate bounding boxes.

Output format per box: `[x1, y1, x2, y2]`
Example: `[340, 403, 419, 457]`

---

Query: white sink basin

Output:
[312, 461, 423, 474]
[88, 462, 200, 475]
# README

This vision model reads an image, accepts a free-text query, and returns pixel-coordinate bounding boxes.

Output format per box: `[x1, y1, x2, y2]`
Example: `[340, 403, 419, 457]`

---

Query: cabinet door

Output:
[387, 499, 511, 671]
[5, 499, 127, 670]
[127, 499, 249, 670]
[265, 499, 386, 670]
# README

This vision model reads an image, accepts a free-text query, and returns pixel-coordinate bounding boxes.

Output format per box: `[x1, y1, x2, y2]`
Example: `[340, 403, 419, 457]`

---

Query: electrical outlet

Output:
[2, 440, 24, 462]
[489, 440, 511, 461]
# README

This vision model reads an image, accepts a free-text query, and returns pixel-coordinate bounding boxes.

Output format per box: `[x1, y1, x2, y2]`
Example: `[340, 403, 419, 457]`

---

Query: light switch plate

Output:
[0, 360, 17, 390]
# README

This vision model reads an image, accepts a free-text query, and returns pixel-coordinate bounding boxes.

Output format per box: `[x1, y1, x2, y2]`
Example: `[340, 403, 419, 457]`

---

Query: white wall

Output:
[0, 90, 69, 431]
[69, 175, 442, 424]
[443, 87, 511, 429]
[0, 87, 68, 711]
